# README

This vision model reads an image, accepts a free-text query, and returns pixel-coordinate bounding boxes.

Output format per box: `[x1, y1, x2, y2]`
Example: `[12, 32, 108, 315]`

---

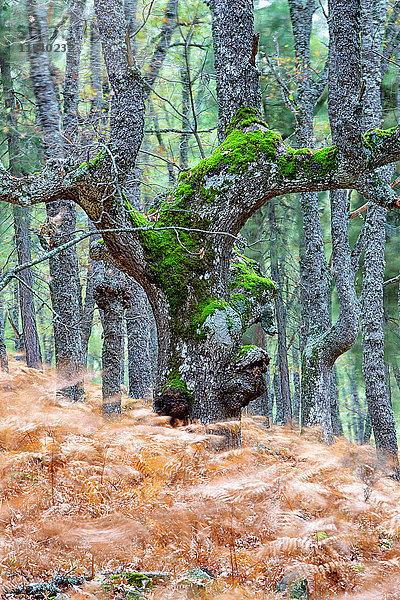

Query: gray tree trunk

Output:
[331, 368, 343, 436]
[360, 0, 399, 468]
[0, 294, 8, 371]
[248, 323, 268, 415]
[27, 0, 85, 397]
[126, 280, 153, 399]
[292, 345, 300, 423]
[11, 284, 24, 354]
[268, 202, 292, 422]
[94, 267, 131, 415]
[273, 368, 283, 424]
[13, 208, 43, 369]
[288, 0, 340, 439]
[208, 0, 261, 142]
[348, 369, 364, 443]
[0, 1, 42, 369]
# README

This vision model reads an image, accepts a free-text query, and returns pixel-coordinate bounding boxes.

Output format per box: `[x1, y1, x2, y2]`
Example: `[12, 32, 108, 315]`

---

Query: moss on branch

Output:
[235, 344, 259, 360]
[230, 254, 276, 295]
[278, 146, 338, 179]
[363, 127, 398, 151]
[73, 150, 105, 179]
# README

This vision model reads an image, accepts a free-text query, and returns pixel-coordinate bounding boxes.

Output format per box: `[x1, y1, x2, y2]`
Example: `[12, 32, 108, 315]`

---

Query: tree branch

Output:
[384, 273, 400, 287]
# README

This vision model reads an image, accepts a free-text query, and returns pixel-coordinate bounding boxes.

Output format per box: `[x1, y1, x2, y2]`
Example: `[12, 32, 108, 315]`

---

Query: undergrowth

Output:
[0, 360, 400, 599]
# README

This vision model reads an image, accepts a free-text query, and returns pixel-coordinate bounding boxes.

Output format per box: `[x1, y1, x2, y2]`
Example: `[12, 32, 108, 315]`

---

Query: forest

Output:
[2, 0, 400, 598]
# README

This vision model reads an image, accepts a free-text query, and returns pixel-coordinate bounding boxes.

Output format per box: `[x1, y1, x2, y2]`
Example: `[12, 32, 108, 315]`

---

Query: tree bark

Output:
[288, 0, 342, 439]
[347, 368, 364, 443]
[360, 0, 399, 468]
[126, 280, 153, 399]
[268, 202, 292, 423]
[292, 345, 300, 424]
[94, 266, 131, 415]
[248, 322, 268, 416]
[330, 367, 343, 436]
[0, 293, 8, 372]
[0, 0, 42, 369]
[26, 0, 85, 397]
[13, 208, 43, 369]
[208, 0, 261, 142]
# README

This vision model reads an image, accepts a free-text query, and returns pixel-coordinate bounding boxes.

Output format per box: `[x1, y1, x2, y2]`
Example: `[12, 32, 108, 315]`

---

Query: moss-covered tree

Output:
[1, 0, 400, 426]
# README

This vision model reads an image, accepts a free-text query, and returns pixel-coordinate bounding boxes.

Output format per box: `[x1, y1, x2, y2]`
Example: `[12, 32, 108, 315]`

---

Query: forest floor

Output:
[1, 360, 400, 599]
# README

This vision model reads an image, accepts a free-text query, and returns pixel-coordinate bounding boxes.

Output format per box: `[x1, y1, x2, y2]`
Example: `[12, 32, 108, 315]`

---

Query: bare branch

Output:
[144, 0, 178, 92]
[384, 275, 400, 287]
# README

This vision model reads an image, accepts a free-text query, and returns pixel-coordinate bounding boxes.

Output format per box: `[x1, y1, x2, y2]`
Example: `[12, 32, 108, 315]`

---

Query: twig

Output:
[383, 273, 400, 287]
[349, 202, 369, 220]
[6, 309, 21, 339]
[139, 149, 181, 170]
[181, 26, 205, 158]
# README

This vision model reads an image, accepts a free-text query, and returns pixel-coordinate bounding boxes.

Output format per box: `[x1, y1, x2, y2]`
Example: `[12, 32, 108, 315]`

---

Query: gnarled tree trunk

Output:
[2, 0, 400, 434]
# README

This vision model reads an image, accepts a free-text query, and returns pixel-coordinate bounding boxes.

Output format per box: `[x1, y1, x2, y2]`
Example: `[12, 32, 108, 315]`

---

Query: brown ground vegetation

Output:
[1, 360, 400, 599]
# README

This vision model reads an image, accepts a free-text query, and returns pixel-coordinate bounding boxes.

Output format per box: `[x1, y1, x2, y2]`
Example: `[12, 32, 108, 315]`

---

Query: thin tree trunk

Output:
[13, 208, 42, 368]
[348, 369, 363, 443]
[208, 0, 260, 141]
[27, 0, 85, 397]
[11, 284, 24, 354]
[331, 367, 343, 436]
[273, 368, 283, 424]
[248, 323, 267, 415]
[0, 0, 42, 368]
[179, 59, 191, 171]
[94, 267, 131, 415]
[0, 294, 8, 371]
[363, 411, 372, 445]
[288, 0, 337, 437]
[292, 345, 300, 424]
[126, 280, 153, 399]
[81, 255, 95, 369]
[268, 202, 292, 423]
[265, 337, 273, 426]
[360, 0, 399, 468]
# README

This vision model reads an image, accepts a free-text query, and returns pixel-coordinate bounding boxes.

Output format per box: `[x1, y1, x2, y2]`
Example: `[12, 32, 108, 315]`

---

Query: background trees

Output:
[0, 0, 400, 462]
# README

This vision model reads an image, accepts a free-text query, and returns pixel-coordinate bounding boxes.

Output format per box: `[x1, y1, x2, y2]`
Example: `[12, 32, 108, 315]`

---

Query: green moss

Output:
[175, 123, 280, 198]
[278, 146, 337, 179]
[235, 344, 259, 360]
[193, 298, 230, 327]
[225, 107, 268, 137]
[153, 109, 279, 224]
[127, 177, 214, 327]
[363, 127, 398, 151]
[230, 292, 252, 314]
[139, 223, 213, 319]
[125, 573, 152, 589]
[162, 371, 193, 399]
[123, 197, 148, 227]
[230, 258, 276, 295]
[89, 149, 104, 167]
[73, 150, 105, 178]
